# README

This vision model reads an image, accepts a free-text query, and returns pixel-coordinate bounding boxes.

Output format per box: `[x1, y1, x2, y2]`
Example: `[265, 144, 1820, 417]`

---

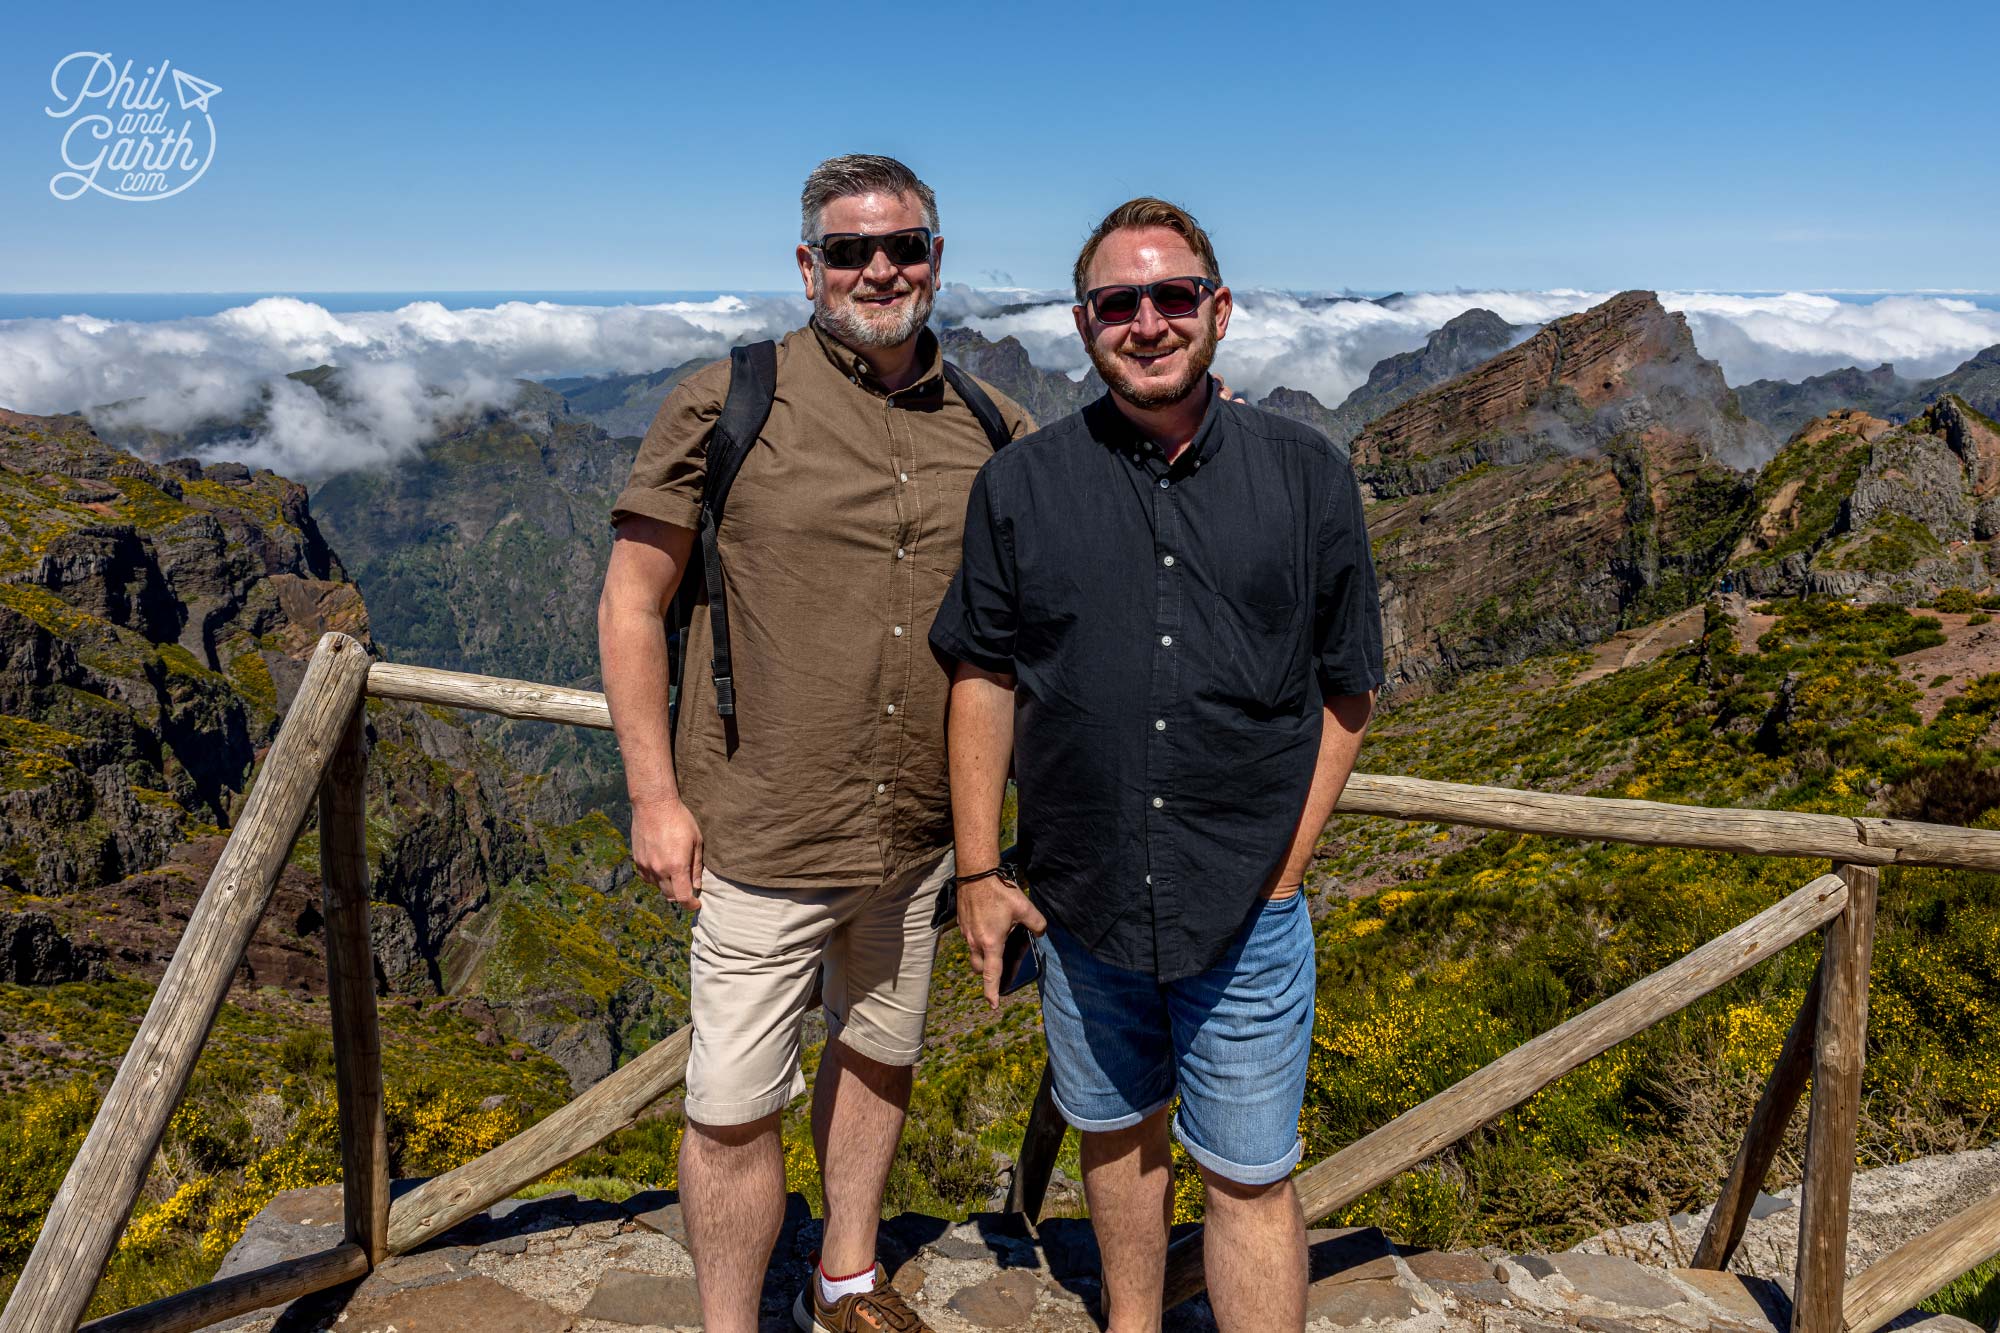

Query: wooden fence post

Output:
[0, 633, 370, 1333]
[1005, 1062, 1066, 1222]
[1791, 862, 1879, 1333]
[321, 704, 389, 1265]
[1692, 971, 1822, 1270]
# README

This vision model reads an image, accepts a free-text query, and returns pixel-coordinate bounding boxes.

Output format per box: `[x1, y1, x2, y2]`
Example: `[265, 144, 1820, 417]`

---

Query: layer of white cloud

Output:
[1, 287, 1995, 481]
[0, 294, 805, 478]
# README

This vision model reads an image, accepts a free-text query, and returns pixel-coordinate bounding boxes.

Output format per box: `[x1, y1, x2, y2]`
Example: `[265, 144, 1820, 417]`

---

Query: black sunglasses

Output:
[812, 227, 935, 270]
[1084, 276, 1217, 325]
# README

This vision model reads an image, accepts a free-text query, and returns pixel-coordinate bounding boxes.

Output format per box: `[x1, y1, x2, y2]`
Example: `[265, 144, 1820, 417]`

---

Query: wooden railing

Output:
[5, 632, 2000, 1333]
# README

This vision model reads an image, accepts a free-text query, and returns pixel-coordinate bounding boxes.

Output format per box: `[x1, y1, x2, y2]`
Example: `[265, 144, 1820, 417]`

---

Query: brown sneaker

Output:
[791, 1262, 929, 1332]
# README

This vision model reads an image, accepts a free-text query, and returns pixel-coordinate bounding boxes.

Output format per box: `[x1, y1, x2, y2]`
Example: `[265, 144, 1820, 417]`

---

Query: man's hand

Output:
[958, 875, 1047, 1009]
[631, 796, 705, 909]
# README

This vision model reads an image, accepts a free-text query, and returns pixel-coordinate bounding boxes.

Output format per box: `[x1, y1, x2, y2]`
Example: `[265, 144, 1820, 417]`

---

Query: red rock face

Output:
[1352, 293, 1761, 690]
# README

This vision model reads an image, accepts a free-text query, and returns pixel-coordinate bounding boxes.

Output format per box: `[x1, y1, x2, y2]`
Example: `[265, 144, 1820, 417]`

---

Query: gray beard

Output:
[813, 265, 935, 350]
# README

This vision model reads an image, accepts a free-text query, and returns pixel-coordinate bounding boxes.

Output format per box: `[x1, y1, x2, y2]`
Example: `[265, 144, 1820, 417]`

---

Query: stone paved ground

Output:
[201, 1179, 1981, 1333]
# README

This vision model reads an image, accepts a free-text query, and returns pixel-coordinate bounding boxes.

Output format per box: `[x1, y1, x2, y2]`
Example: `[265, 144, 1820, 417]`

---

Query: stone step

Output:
[196, 1184, 1983, 1333]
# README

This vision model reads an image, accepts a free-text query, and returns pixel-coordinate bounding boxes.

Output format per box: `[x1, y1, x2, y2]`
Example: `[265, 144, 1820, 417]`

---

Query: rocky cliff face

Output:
[1308, 307, 1530, 450]
[310, 391, 635, 813]
[1353, 292, 1765, 689]
[0, 411, 684, 1089]
[1731, 397, 2000, 600]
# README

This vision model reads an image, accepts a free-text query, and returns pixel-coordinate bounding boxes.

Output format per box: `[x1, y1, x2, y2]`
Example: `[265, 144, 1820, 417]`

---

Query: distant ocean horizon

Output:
[5, 289, 1997, 324]
[0, 291, 780, 322]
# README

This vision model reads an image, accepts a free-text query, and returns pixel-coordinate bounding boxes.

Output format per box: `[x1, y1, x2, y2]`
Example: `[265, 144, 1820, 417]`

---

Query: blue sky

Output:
[2, 0, 1996, 295]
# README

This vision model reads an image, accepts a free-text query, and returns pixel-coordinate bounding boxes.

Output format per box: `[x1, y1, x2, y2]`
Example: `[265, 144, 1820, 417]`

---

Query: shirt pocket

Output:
[1205, 583, 1308, 716]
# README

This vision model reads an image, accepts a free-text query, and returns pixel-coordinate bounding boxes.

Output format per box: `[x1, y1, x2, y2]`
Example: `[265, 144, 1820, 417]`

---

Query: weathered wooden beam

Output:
[1162, 872, 1849, 1310]
[365, 661, 613, 730]
[1792, 864, 1880, 1333]
[1335, 774, 2000, 872]
[0, 633, 371, 1333]
[76, 1243, 368, 1333]
[1692, 970, 1823, 1270]
[1004, 1062, 1067, 1223]
[386, 1023, 692, 1254]
[363, 661, 2000, 872]
[321, 704, 389, 1265]
[1843, 1183, 2000, 1333]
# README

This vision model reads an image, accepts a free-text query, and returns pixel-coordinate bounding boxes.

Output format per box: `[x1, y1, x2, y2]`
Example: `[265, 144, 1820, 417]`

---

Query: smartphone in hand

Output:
[999, 922, 1040, 995]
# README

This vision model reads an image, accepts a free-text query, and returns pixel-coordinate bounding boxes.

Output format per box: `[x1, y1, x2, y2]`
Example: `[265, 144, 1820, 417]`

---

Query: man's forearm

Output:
[1277, 691, 1375, 888]
[947, 664, 1016, 869]
[600, 609, 680, 807]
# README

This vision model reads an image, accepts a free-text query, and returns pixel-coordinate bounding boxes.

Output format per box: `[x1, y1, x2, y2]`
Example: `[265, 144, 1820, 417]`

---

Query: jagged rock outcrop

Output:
[1301, 307, 1531, 450]
[937, 328, 1104, 427]
[1354, 291, 1766, 689]
[1731, 397, 2000, 600]
[0, 411, 685, 1089]
[1, 910, 105, 983]
[1, 409, 362, 890]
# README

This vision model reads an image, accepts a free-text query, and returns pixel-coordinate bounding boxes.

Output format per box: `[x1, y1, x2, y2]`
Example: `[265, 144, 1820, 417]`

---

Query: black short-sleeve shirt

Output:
[930, 384, 1385, 981]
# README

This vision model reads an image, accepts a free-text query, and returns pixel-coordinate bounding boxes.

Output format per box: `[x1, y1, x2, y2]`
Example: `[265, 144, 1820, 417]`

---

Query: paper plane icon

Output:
[172, 68, 221, 112]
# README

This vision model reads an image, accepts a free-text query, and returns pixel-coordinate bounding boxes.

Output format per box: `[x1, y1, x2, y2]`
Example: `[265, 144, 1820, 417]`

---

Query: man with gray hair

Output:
[598, 154, 1030, 1332]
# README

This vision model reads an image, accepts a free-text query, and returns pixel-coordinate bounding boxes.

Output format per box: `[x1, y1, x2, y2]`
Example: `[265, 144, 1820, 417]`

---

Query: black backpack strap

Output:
[942, 361, 1013, 451]
[700, 340, 778, 716]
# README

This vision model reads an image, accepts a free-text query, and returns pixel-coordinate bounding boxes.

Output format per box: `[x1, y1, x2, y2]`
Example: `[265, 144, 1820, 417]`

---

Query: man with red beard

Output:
[931, 198, 1384, 1332]
[600, 155, 1029, 1333]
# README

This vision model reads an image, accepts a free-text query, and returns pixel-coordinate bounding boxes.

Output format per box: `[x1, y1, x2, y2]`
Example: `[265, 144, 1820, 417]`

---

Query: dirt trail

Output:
[1571, 604, 1708, 686]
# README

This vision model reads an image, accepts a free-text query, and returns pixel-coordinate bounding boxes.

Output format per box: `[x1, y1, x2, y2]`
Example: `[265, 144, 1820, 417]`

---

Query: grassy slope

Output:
[10, 595, 2000, 1321]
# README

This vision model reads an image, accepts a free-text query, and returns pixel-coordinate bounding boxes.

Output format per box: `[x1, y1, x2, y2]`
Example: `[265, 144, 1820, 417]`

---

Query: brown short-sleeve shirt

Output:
[610, 321, 1033, 887]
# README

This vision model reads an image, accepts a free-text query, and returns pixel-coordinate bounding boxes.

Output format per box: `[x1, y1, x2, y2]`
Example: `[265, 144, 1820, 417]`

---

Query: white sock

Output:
[819, 1262, 876, 1304]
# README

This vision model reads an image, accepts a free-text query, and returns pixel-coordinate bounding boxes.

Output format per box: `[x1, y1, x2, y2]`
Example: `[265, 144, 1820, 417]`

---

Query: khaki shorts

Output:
[683, 851, 952, 1126]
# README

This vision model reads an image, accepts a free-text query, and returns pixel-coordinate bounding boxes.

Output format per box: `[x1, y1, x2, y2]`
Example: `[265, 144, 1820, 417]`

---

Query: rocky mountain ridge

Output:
[1352, 290, 1765, 688]
[1729, 396, 2000, 600]
[1734, 344, 2000, 442]
[0, 410, 686, 1088]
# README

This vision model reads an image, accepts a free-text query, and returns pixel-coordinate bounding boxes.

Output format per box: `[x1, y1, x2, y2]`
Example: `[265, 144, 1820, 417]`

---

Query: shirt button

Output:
[1154, 718, 1166, 731]
[893, 625, 904, 637]
[1145, 874, 1153, 885]
[1151, 796, 1164, 809]
[899, 471, 908, 482]
[1162, 554, 1175, 567]
[896, 547, 906, 560]
[1158, 478, 1170, 489]
[1160, 634, 1173, 647]
[885, 704, 896, 715]
[876, 782, 888, 794]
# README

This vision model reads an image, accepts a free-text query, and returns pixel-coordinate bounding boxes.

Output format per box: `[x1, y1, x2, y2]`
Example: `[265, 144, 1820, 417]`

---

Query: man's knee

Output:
[825, 1037, 915, 1097]
[1197, 1163, 1298, 1210]
[685, 1111, 782, 1153]
[1079, 1107, 1171, 1166]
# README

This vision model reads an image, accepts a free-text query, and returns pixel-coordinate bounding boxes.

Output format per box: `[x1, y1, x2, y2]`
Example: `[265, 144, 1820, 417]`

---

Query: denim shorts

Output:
[1033, 891, 1314, 1186]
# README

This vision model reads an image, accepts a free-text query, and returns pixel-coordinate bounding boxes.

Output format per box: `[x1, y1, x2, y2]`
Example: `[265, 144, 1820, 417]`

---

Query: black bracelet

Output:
[952, 866, 1011, 889]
